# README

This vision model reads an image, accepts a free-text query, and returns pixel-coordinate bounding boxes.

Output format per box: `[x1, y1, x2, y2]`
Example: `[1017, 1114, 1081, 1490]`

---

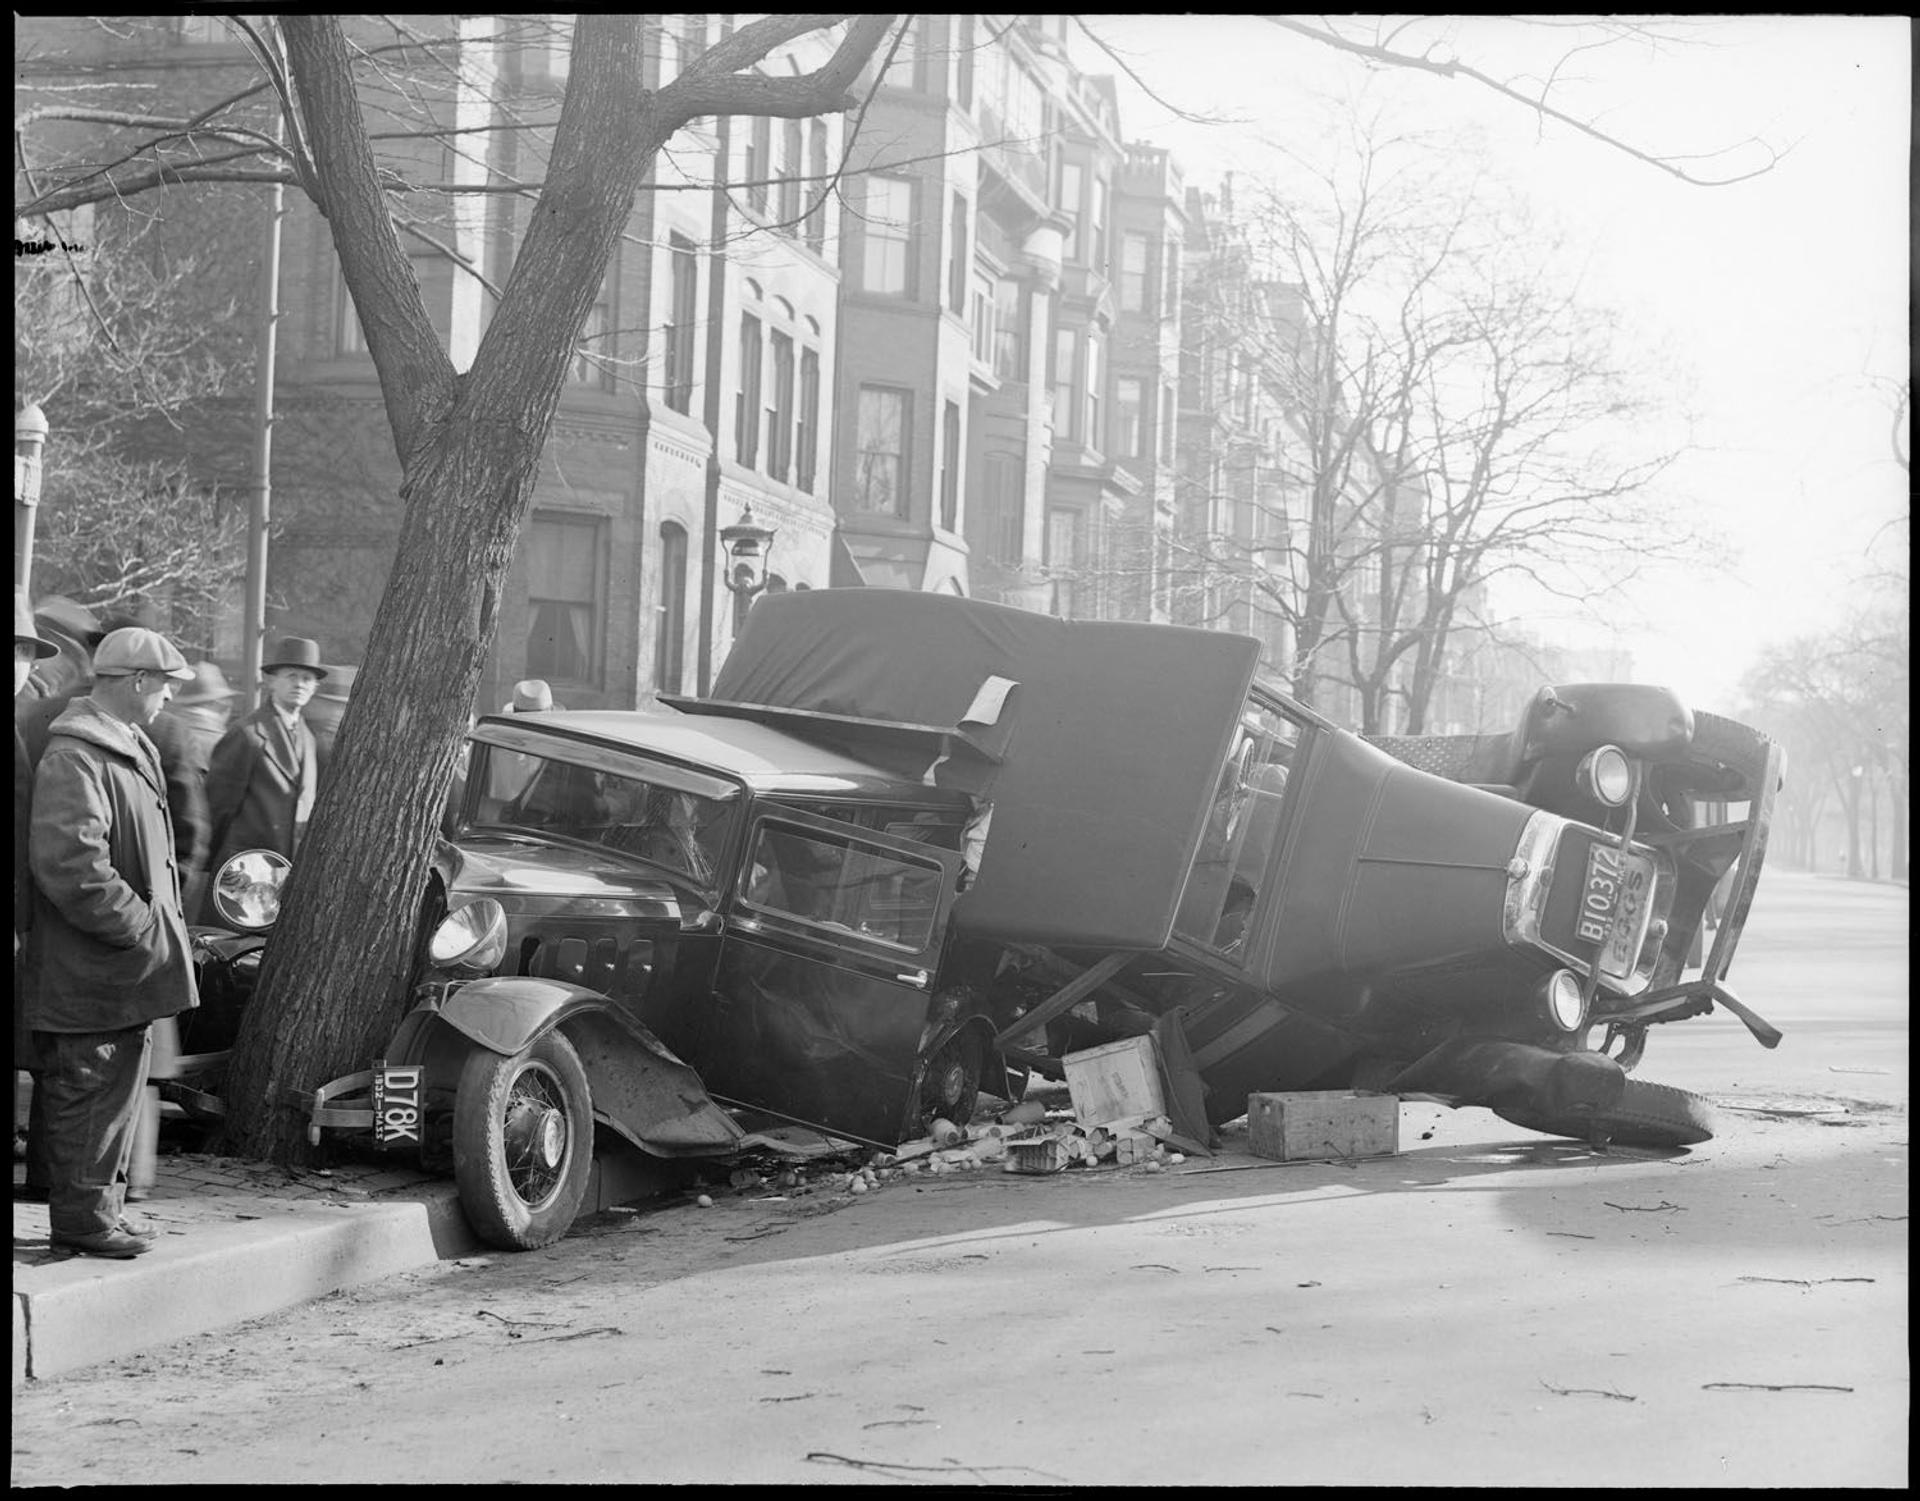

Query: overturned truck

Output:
[196, 590, 1782, 1248]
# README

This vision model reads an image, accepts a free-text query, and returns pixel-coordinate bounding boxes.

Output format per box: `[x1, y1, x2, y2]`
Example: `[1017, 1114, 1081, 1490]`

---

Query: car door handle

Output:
[895, 969, 930, 988]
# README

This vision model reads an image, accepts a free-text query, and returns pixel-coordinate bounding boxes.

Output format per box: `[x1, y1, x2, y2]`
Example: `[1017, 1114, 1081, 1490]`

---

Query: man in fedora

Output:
[486, 678, 561, 807]
[24, 626, 200, 1256]
[205, 636, 327, 889]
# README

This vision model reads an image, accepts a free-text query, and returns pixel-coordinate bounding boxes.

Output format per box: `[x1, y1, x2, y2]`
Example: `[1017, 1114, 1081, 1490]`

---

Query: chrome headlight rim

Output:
[428, 897, 509, 974]
[210, 849, 292, 932]
[1538, 968, 1589, 1032]
[1576, 745, 1634, 807]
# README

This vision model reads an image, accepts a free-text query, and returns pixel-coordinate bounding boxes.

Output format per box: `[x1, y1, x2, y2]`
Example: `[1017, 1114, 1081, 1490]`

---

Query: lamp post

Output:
[15, 403, 49, 594]
[718, 503, 776, 636]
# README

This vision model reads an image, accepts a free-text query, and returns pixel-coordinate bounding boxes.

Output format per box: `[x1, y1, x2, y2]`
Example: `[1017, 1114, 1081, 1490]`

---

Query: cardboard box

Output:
[1247, 1091, 1400, 1162]
[1004, 1134, 1071, 1174]
[1064, 1036, 1167, 1128]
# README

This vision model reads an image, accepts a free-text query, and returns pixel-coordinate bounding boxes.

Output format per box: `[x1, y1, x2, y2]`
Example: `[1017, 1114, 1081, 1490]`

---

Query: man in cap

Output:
[205, 636, 326, 884]
[24, 627, 200, 1257]
[20, 613, 212, 940]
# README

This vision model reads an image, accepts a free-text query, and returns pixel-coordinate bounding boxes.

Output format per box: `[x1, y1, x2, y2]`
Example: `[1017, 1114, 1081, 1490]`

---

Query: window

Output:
[655, 522, 687, 694]
[993, 276, 1024, 380]
[985, 453, 1023, 563]
[947, 193, 969, 315]
[1120, 232, 1151, 313]
[663, 233, 698, 414]
[747, 114, 771, 213]
[805, 121, 829, 252]
[527, 512, 603, 686]
[1046, 507, 1083, 618]
[741, 819, 947, 951]
[1174, 707, 1302, 949]
[779, 120, 803, 227]
[1052, 328, 1077, 441]
[1084, 333, 1104, 451]
[736, 313, 762, 467]
[1057, 161, 1083, 261]
[1089, 177, 1109, 273]
[571, 295, 612, 388]
[797, 348, 820, 492]
[939, 401, 962, 531]
[767, 330, 795, 482]
[1115, 376, 1144, 459]
[1164, 238, 1181, 309]
[855, 386, 910, 517]
[955, 13, 975, 108]
[970, 272, 996, 366]
[861, 176, 914, 296]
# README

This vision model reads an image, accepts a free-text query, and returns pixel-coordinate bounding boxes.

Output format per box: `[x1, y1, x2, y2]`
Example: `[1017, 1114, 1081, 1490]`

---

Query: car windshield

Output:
[467, 744, 737, 886]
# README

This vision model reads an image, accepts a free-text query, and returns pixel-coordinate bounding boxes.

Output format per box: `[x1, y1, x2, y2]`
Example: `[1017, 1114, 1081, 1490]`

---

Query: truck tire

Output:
[1494, 1078, 1719, 1148]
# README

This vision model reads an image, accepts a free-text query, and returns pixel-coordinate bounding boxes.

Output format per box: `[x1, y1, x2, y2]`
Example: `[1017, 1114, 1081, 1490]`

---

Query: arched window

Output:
[655, 522, 688, 694]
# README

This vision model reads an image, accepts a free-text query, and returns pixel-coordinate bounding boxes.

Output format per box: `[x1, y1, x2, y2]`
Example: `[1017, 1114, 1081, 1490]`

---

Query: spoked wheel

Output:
[453, 1031, 593, 1249]
[918, 1030, 984, 1133]
[1494, 1077, 1719, 1149]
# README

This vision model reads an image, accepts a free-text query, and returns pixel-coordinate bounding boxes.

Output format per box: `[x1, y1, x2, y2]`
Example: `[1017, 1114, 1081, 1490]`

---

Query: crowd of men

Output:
[12, 586, 571, 1260]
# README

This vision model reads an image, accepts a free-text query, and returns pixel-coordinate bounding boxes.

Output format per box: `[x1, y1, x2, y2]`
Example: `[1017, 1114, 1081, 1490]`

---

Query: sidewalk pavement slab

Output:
[13, 1152, 480, 1387]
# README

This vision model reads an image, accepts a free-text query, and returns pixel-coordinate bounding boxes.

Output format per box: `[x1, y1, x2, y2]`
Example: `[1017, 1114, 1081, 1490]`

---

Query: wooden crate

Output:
[1247, 1091, 1400, 1162]
[1064, 1036, 1167, 1127]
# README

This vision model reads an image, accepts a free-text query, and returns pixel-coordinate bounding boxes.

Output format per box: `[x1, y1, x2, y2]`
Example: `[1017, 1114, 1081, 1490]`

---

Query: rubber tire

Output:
[919, 1030, 984, 1133]
[1494, 1078, 1719, 1149]
[452, 1031, 593, 1250]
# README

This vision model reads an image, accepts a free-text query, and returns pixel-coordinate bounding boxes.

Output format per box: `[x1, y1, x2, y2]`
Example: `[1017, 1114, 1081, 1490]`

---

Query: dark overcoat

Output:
[206, 704, 317, 868]
[24, 698, 199, 1032]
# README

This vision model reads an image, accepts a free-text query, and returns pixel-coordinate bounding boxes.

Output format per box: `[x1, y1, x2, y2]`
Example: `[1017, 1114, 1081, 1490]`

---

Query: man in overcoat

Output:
[25, 627, 200, 1258]
[205, 636, 327, 882]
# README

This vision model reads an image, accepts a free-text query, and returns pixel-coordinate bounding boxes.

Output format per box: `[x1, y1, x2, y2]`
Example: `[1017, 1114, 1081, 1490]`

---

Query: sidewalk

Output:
[12, 1150, 479, 1387]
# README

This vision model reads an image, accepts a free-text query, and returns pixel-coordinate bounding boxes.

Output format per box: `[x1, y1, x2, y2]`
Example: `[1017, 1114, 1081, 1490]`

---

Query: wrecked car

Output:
[197, 588, 1781, 1249]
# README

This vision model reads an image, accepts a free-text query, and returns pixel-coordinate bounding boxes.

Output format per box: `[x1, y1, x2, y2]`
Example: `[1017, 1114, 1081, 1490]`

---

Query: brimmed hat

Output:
[313, 664, 358, 702]
[503, 678, 556, 713]
[263, 636, 328, 678]
[92, 627, 195, 681]
[14, 592, 58, 659]
[34, 595, 100, 649]
[170, 659, 239, 707]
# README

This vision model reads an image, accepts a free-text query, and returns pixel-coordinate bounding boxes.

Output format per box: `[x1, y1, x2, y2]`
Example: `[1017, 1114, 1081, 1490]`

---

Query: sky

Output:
[1085, 14, 1910, 710]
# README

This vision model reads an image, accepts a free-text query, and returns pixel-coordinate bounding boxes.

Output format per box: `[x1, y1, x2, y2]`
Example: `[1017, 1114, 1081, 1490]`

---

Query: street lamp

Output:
[15, 403, 49, 593]
[718, 503, 776, 631]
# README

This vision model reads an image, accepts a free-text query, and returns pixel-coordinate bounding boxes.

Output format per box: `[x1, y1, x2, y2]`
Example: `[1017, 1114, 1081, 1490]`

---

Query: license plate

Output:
[370, 1060, 424, 1148]
[1575, 842, 1655, 979]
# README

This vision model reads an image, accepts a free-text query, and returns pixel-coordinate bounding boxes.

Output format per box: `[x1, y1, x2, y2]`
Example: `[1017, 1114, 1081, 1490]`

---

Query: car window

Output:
[739, 820, 947, 951]
[1175, 707, 1302, 952]
[470, 746, 736, 885]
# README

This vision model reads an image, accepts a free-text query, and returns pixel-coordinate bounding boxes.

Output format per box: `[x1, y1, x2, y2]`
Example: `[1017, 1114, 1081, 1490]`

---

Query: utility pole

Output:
[243, 117, 285, 703]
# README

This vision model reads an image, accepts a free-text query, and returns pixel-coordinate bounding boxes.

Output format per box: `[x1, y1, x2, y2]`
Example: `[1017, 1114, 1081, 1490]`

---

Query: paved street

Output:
[10, 869, 1907, 1487]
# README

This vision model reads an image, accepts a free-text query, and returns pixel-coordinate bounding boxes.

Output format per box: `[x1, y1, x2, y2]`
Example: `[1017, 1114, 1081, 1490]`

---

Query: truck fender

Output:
[435, 977, 744, 1158]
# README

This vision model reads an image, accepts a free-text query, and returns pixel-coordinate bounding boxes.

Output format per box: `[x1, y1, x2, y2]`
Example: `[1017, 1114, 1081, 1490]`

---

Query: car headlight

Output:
[1576, 745, 1634, 807]
[428, 898, 509, 973]
[211, 849, 292, 931]
[1538, 968, 1588, 1032]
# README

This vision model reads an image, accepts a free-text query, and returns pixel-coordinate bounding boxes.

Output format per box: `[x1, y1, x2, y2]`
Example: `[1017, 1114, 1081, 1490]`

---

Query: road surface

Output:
[10, 871, 1906, 1486]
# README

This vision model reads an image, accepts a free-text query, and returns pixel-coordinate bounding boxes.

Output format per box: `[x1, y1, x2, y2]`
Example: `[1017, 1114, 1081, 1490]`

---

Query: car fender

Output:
[435, 976, 744, 1158]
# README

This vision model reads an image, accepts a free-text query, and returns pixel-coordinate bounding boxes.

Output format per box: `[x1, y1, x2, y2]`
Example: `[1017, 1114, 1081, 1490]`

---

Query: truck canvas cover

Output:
[710, 589, 1262, 950]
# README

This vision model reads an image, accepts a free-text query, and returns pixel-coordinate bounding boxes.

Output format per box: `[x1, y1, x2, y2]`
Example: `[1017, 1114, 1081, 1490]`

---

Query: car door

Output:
[703, 804, 964, 1145]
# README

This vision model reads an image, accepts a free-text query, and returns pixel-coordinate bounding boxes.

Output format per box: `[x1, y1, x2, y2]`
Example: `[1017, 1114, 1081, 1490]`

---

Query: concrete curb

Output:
[13, 1183, 479, 1385]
